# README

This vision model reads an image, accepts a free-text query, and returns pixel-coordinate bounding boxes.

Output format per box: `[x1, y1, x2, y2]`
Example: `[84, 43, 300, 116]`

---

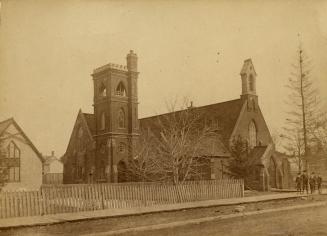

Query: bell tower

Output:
[91, 50, 140, 183]
[240, 59, 258, 110]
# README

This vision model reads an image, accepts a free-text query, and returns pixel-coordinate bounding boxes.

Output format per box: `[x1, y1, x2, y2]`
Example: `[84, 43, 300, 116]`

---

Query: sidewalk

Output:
[0, 192, 317, 229]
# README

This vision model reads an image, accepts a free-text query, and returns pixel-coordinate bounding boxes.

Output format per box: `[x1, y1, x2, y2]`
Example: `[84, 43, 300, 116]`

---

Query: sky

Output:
[0, 0, 327, 157]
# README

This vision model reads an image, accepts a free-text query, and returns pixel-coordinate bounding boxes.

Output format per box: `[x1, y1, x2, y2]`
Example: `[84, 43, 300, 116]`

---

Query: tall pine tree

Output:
[282, 43, 323, 171]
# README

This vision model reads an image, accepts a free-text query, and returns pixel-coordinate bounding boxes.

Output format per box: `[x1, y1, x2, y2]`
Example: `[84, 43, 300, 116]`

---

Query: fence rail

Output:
[0, 179, 244, 219]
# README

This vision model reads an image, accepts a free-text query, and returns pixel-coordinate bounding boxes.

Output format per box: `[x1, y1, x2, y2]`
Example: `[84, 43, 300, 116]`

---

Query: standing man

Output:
[302, 170, 309, 194]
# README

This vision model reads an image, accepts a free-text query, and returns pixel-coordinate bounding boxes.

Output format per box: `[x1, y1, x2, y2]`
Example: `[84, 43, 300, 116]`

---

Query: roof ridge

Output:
[194, 98, 242, 109]
[140, 98, 242, 120]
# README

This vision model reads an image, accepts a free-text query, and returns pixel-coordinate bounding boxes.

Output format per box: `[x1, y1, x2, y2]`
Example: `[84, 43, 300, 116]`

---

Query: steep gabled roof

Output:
[82, 113, 95, 135]
[0, 118, 13, 136]
[247, 146, 268, 166]
[196, 135, 230, 157]
[0, 118, 44, 163]
[139, 99, 244, 158]
[140, 98, 244, 146]
[62, 110, 95, 164]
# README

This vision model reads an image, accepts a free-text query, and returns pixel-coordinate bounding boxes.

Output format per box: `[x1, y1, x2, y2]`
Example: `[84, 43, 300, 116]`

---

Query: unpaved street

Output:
[1, 195, 327, 236]
[124, 201, 327, 236]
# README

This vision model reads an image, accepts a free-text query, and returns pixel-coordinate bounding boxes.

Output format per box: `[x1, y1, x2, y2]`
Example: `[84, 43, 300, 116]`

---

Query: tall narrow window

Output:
[249, 74, 254, 92]
[118, 109, 125, 128]
[100, 112, 105, 130]
[6, 141, 20, 182]
[99, 82, 106, 97]
[249, 121, 257, 148]
[116, 82, 127, 96]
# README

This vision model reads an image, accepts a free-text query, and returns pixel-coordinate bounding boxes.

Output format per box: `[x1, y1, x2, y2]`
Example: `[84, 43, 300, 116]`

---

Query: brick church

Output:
[62, 51, 292, 191]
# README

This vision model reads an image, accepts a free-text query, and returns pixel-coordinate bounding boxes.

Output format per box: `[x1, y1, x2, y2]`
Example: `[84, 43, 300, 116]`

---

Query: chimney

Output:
[188, 101, 195, 109]
[126, 50, 138, 72]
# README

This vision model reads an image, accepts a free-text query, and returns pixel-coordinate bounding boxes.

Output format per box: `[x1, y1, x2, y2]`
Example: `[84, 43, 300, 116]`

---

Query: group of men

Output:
[295, 171, 323, 194]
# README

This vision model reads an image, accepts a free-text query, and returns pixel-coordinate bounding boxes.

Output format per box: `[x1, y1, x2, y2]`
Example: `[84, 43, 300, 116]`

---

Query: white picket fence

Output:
[0, 179, 244, 219]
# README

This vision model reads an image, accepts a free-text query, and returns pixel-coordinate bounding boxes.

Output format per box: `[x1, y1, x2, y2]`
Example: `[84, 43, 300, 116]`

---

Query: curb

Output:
[83, 201, 327, 236]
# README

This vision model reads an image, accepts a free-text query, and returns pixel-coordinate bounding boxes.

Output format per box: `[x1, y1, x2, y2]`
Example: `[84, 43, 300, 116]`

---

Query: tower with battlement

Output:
[91, 50, 139, 182]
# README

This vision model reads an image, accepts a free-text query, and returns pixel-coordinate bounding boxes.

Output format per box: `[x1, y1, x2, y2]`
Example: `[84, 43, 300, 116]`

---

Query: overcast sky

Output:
[0, 0, 327, 157]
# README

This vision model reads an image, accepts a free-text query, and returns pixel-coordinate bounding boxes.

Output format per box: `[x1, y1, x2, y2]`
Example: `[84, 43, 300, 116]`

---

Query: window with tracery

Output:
[6, 141, 20, 182]
[115, 82, 127, 96]
[248, 121, 257, 148]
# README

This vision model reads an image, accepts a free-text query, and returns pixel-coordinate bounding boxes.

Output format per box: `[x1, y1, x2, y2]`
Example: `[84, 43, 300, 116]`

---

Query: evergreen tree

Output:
[282, 43, 324, 171]
[227, 135, 249, 180]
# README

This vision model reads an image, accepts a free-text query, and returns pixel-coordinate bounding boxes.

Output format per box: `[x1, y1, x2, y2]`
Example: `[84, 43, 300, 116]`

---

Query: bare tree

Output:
[282, 44, 324, 171]
[127, 99, 216, 184]
[271, 129, 282, 151]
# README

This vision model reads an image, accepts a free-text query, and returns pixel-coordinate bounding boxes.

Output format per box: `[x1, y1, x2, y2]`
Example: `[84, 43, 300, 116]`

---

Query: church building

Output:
[62, 51, 291, 191]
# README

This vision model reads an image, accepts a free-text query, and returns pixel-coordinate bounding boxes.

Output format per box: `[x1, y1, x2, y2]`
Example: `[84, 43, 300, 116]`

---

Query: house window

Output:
[118, 109, 125, 128]
[75, 166, 84, 180]
[6, 141, 20, 182]
[205, 117, 219, 130]
[99, 82, 107, 97]
[116, 82, 127, 96]
[248, 121, 257, 148]
[100, 112, 105, 130]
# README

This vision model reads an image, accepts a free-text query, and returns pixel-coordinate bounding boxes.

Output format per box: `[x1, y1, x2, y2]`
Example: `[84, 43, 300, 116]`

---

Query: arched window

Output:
[100, 112, 105, 130]
[116, 82, 127, 96]
[248, 121, 257, 148]
[6, 141, 20, 182]
[249, 74, 254, 92]
[118, 109, 125, 128]
[99, 82, 106, 97]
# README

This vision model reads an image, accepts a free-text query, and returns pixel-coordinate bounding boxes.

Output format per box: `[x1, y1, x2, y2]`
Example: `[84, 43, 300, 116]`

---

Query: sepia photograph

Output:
[0, 0, 327, 235]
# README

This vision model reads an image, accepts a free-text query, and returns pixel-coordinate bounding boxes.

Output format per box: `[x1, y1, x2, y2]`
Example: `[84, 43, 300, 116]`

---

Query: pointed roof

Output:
[82, 112, 95, 135]
[62, 110, 95, 164]
[240, 58, 257, 76]
[196, 135, 230, 157]
[247, 146, 268, 166]
[140, 98, 244, 146]
[0, 118, 44, 163]
[0, 118, 13, 136]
